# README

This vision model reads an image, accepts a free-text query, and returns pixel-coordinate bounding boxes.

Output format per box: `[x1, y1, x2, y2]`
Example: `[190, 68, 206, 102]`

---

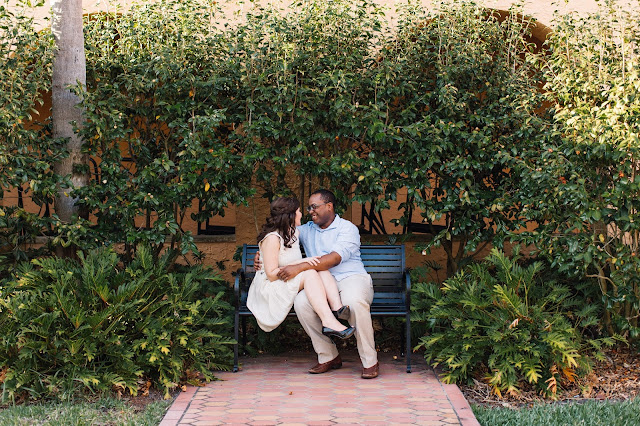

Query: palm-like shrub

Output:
[0, 245, 233, 401]
[413, 249, 613, 397]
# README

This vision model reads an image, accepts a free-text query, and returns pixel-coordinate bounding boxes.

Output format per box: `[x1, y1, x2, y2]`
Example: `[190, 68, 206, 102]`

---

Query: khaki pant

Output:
[294, 273, 378, 368]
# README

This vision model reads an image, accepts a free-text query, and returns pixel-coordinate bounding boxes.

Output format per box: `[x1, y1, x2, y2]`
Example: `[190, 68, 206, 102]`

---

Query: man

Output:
[275, 189, 379, 379]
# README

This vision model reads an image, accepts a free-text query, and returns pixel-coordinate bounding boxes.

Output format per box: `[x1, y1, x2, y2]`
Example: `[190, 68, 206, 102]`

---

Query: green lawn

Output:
[0, 397, 170, 426]
[473, 398, 640, 426]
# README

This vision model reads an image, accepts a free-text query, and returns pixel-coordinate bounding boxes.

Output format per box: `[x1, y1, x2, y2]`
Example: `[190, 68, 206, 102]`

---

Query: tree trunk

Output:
[51, 0, 88, 257]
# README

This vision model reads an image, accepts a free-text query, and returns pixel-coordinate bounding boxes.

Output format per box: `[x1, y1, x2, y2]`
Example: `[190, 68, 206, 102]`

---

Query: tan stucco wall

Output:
[12, 0, 640, 30]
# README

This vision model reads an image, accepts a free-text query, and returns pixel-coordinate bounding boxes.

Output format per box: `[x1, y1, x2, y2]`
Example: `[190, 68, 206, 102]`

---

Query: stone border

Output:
[158, 385, 197, 426]
[434, 366, 481, 426]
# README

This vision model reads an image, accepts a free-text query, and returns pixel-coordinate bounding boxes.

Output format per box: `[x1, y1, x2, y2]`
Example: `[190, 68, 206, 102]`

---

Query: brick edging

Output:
[158, 385, 199, 426]
[434, 367, 482, 426]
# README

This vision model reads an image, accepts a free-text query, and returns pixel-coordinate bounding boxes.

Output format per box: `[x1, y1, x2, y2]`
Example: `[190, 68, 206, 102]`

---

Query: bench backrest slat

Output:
[241, 244, 404, 274]
[238, 244, 406, 313]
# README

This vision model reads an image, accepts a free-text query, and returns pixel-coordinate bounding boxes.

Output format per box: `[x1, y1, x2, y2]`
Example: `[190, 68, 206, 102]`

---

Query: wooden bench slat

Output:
[373, 293, 406, 299]
[362, 260, 403, 265]
[362, 264, 404, 269]
[373, 300, 406, 304]
[370, 279, 405, 286]
[362, 267, 404, 274]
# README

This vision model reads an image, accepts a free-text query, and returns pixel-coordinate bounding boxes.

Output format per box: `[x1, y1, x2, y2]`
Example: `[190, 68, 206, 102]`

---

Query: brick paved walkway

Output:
[159, 351, 480, 425]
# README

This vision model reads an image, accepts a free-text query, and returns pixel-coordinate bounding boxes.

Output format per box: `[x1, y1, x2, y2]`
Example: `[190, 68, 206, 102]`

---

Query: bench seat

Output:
[233, 244, 411, 373]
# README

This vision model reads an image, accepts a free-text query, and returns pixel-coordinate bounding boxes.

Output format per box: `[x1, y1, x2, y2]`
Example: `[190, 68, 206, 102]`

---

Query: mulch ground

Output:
[459, 346, 640, 408]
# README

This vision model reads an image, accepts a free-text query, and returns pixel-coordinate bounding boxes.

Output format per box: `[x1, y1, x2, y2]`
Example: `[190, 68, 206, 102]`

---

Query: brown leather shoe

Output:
[361, 362, 379, 379]
[308, 355, 342, 374]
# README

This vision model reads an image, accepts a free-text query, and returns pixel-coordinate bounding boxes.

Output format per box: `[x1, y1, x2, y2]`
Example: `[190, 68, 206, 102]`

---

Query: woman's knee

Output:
[300, 269, 320, 281]
[318, 270, 333, 280]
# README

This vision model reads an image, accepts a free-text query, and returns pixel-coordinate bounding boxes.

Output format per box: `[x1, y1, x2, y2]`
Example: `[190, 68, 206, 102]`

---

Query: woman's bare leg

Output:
[298, 270, 347, 331]
[318, 270, 343, 311]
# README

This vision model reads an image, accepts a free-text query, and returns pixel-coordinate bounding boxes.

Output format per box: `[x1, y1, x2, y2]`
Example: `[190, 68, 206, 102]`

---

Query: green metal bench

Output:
[233, 244, 412, 373]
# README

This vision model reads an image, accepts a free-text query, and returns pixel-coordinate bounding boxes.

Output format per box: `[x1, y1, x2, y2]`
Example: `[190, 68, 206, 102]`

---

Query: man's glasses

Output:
[306, 202, 328, 212]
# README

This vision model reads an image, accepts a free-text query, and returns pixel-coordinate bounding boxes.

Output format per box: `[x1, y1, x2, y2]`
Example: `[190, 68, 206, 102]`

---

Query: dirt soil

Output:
[123, 387, 175, 412]
[459, 346, 640, 408]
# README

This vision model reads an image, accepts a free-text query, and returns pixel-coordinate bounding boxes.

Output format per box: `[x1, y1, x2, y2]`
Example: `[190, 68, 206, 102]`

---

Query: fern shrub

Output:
[413, 249, 614, 398]
[0, 245, 233, 401]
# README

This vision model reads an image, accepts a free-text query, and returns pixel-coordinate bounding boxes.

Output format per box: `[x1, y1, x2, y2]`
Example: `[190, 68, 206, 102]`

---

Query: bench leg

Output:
[406, 313, 412, 373]
[400, 320, 405, 357]
[241, 316, 248, 350]
[233, 311, 239, 372]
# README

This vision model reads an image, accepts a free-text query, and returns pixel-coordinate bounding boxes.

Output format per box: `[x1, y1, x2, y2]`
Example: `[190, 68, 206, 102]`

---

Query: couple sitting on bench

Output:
[246, 189, 379, 379]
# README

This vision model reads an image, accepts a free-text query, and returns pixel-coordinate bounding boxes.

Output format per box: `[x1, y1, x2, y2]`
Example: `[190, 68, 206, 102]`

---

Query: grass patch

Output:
[473, 398, 640, 426]
[0, 396, 171, 426]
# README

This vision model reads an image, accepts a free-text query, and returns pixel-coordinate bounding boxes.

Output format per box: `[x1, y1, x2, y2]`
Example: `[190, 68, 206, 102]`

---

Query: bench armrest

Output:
[404, 269, 411, 307]
[234, 268, 245, 310]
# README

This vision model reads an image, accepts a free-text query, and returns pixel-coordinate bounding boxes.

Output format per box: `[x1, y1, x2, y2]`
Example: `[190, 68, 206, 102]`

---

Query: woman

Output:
[247, 197, 354, 339]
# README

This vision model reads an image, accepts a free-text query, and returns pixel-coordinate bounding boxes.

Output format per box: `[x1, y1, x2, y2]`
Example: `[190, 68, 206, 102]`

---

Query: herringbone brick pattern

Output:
[159, 351, 479, 425]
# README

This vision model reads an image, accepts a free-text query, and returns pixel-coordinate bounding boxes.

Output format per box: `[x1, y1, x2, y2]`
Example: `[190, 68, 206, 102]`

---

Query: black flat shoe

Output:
[322, 326, 355, 340]
[332, 305, 351, 320]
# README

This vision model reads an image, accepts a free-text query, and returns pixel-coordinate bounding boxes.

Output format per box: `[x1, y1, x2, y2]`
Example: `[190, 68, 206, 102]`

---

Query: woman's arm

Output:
[276, 252, 342, 281]
[260, 234, 283, 282]
[253, 251, 319, 273]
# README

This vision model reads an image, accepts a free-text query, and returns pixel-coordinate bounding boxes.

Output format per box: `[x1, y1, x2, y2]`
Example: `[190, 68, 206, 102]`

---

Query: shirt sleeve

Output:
[333, 221, 360, 264]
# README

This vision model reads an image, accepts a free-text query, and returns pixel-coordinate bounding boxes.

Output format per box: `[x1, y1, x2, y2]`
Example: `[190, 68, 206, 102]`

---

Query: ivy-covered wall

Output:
[5, 0, 639, 290]
[3, 0, 552, 280]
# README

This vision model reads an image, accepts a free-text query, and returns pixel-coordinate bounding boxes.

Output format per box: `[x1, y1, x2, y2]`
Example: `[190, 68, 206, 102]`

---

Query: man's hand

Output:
[277, 263, 305, 281]
[253, 250, 262, 271]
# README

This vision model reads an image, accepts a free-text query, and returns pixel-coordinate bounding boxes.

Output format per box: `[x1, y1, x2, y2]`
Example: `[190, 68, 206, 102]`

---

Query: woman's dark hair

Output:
[257, 197, 300, 247]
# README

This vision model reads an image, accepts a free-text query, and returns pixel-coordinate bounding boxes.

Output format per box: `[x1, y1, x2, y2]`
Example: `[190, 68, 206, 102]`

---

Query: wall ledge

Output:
[34, 234, 237, 245]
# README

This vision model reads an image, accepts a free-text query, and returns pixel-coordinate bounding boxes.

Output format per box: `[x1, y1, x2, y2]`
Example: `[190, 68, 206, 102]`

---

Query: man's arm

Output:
[276, 252, 341, 281]
[331, 222, 360, 264]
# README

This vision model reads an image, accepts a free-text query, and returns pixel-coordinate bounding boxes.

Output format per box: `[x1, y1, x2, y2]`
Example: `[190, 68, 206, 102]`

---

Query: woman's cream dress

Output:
[246, 231, 305, 332]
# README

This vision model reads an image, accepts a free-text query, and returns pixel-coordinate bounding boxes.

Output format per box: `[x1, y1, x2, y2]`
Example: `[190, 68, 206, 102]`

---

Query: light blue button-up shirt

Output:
[298, 215, 367, 281]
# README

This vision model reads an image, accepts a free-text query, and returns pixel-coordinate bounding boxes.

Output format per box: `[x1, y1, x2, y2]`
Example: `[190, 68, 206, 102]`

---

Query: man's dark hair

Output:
[311, 189, 336, 207]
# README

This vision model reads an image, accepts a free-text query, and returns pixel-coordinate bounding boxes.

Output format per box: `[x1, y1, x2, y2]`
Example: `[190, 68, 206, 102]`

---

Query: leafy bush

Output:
[0, 207, 54, 279]
[0, 0, 66, 267]
[362, 0, 548, 275]
[0, 245, 233, 402]
[518, 1, 640, 340]
[413, 249, 614, 397]
[1, 0, 57, 194]
[75, 0, 255, 264]
[230, 0, 384, 203]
